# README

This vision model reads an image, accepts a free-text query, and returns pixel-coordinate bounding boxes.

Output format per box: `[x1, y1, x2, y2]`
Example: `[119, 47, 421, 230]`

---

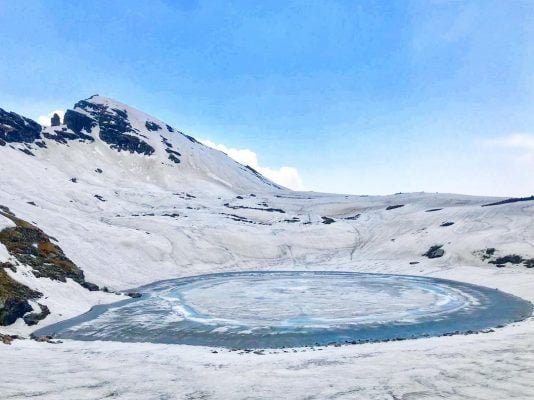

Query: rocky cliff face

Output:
[0, 108, 44, 148]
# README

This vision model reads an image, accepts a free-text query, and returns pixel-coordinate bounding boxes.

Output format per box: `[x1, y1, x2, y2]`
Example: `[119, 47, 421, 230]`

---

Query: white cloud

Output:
[200, 139, 304, 190]
[37, 110, 65, 126]
[486, 133, 534, 164]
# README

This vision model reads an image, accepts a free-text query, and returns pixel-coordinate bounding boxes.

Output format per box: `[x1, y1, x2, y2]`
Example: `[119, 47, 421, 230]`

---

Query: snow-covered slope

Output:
[39, 95, 283, 195]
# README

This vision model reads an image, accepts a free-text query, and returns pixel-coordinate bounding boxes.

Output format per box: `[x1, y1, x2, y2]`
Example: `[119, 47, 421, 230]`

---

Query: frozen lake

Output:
[35, 271, 532, 348]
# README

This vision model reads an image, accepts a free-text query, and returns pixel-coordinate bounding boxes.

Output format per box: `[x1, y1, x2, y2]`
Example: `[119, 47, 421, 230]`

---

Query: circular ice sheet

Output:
[35, 271, 532, 348]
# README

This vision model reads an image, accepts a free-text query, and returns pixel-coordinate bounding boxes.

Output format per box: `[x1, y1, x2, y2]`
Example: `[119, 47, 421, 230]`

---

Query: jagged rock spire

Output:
[51, 113, 61, 127]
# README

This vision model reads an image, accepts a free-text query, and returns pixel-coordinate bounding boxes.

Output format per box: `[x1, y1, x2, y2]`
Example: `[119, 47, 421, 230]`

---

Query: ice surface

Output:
[35, 272, 532, 348]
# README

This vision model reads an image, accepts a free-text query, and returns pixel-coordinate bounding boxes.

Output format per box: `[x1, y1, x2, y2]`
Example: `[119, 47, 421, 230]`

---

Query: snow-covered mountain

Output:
[3, 95, 282, 196]
[1, 95, 533, 337]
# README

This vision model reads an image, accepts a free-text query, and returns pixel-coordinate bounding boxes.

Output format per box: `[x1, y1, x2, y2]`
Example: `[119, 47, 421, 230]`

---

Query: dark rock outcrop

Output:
[482, 196, 534, 207]
[223, 203, 285, 214]
[50, 113, 61, 127]
[73, 99, 155, 155]
[145, 121, 161, 131]
[0, 206, 95, 287]
[0, 265, 41, 326]
[166, 148, 181, 164]
[0, 108, 42, 144]
[63, 109, 97, 136]
[43, 129, 94, 144]
[0, 207, 101, 326]
[423, 245, 445, 259]
[488, 255, 523, 265]
[23, 303, 50, 326]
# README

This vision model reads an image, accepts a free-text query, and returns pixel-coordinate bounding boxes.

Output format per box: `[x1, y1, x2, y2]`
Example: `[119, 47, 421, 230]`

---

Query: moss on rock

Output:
[0, 207, 88, 284]
[0, 206, 100, 326]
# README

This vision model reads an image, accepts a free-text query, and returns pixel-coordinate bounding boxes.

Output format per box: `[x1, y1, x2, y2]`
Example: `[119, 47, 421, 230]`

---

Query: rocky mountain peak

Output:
[0, 95, 283, 193]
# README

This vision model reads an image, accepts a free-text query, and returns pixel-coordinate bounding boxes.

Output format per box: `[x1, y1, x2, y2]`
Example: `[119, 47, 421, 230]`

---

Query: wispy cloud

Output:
[200, 139, 304, 190]
[486, 133, 534, 164]
[37, 110, 64, 126]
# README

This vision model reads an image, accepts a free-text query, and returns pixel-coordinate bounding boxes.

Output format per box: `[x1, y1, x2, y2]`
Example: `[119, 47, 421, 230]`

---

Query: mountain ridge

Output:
[1, 95, 284, 195]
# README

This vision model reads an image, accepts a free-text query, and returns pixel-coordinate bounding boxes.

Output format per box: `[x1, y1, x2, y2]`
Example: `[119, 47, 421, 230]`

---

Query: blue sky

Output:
[1, 0, 533, 196]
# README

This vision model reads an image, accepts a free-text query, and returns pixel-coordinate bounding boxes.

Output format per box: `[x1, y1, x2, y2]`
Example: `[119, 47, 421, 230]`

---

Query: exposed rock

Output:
[162, 213, 180, 218]
[165, 154, 178, 163]
[81, 281, 99, 291]
[0, 207, 95, 287]
[0, 108, 42, 144]
[477, 248, 496, 261]
[31, 335, 62, 344]
[161, 136, 173, 148]
[321, 217, 335, 224]
[1, 333, 21, 345]
[63, 109, 97, 136]
[0, 264, 42, 326]
[485, 248, 496, 256]
[440, 221, 454, 227]
[165, 148, 181, 164]
[223, 203, 285, 214]
[283, 217, 300, 223]
[386, 205, 404, 211]
[423, 245, 444, 259]
[0, 208, 101, 327]
[43, 128, 94, 144]
[72, 99, 155, 156]
[101, 128, 155, 155]
[23, 303, 50, 326]
[489, 255, 523, 265]
[183, 133, 199, 143]
[482, 196, 534, 207]
[145, 121, 161, 131]
[50, 113, 61, 127]
[18, 148, 35, 156]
